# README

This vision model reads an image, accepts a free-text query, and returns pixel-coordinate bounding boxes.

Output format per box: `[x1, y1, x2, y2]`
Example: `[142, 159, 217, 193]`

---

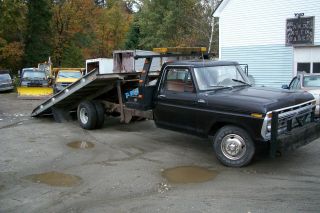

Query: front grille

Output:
[277, 102, 314, 121]
[27, 83, 43, 87]
[262, 100, 315, 140]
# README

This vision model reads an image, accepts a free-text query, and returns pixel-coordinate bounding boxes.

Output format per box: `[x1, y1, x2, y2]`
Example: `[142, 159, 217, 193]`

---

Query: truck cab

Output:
[126, 59, 317, 167]
[53, 69, 83, 93]
[20, 68, 49, 87]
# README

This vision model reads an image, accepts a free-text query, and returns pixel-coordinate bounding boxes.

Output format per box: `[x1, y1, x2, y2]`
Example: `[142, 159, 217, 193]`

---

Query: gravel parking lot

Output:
[1, 92, 320, 213]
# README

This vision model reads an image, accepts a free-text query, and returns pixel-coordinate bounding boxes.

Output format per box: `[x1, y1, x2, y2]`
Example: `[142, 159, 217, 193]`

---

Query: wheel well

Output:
[208, 122, 229, 136]
[209, 122, 252, 138]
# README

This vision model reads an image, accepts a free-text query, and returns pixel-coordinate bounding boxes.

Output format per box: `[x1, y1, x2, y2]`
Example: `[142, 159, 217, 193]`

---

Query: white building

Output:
[213, 0, 320, 87]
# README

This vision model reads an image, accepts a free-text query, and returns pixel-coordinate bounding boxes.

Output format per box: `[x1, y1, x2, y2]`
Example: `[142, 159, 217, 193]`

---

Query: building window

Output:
[313, 63, 320, 73]
[297, 63, 310, 73]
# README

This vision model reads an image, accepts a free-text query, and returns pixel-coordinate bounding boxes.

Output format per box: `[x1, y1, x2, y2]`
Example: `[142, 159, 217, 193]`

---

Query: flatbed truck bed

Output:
[31, 68, 154, 123]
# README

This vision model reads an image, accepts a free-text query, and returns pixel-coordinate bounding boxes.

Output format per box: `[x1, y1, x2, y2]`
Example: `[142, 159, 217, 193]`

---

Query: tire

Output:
[77, 101, 97, 130]
[93, 101, 105, 129]
[212, 125, 255, 167]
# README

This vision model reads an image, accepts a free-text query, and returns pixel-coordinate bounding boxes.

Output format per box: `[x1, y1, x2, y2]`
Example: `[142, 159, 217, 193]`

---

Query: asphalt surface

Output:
[1, 92, 320, 213]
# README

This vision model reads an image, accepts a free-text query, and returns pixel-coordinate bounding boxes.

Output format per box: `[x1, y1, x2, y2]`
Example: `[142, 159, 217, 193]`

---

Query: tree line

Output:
[0, 0, 219, 74]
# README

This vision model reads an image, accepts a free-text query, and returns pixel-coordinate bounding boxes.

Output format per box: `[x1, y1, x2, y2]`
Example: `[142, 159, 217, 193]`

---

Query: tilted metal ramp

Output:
[31, 69, 136, 119]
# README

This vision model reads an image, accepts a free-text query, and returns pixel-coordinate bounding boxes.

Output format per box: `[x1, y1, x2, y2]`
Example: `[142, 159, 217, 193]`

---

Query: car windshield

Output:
[194, 65, 250, 90]
[58, 71, 82, 78]
[23, 71, 46, 79]
[0, 74, 11, 80]
[303, 75, 320, 88]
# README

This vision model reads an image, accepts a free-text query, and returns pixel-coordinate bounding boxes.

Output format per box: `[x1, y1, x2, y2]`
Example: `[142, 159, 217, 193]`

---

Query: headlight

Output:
[267, 122, 272, 132]
[261, 112, 272, 140]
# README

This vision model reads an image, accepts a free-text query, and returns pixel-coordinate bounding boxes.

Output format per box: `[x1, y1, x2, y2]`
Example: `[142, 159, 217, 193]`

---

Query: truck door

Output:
[154, 66, 197, 133]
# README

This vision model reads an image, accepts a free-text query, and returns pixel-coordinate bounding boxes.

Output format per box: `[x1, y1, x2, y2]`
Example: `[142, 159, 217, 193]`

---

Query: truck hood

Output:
[203, 86, 314, 114]
[304, 88, 320, 96]
[56, 78, 79, 83]
[304, 88, 320, 105]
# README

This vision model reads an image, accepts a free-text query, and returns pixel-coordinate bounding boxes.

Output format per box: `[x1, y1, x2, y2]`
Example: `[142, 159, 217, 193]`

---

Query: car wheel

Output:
[77, 101, 97, 130]
[212, 125, 255, 167]
[93, 101, 105, 129]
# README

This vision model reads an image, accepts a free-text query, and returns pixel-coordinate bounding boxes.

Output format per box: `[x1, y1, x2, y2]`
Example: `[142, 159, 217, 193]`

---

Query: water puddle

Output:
[162, 166, 218, 184]
[67, 141, 94, 149]
[24, 171, 81, 187]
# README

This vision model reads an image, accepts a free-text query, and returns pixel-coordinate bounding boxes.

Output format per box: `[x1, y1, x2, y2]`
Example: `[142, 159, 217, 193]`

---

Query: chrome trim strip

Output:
[273, 99, 315, 112]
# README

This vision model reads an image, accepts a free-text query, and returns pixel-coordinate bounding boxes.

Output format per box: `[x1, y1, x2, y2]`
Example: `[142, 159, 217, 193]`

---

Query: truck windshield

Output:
[194, 65, 250, 90]
[23, 71, 46, 79]
[58, 71, 82, 78]
[303, 75, 320, 88]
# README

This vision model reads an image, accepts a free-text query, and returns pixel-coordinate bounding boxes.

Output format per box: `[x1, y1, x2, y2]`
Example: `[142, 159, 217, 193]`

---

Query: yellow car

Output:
[54, 70, 83, 93]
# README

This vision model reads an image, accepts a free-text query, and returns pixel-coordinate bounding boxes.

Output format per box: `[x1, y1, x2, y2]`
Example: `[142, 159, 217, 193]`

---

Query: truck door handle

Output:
[197, 99, 206, 103]
[159, 94, 166, 99]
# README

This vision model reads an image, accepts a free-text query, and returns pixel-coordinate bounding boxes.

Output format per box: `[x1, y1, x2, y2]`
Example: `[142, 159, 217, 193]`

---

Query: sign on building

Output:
[286, 16, 314, 46]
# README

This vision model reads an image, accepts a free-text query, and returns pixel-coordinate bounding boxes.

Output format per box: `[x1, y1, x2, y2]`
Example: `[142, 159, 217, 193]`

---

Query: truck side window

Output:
[163, 68, 195, 93]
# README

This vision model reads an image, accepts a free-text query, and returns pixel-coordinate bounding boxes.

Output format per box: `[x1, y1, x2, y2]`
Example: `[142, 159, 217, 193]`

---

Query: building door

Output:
[294, 47, 320, 75]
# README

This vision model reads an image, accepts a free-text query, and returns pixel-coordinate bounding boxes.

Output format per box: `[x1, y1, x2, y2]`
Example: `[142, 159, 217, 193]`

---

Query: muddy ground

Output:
[1, 92, 320, 213]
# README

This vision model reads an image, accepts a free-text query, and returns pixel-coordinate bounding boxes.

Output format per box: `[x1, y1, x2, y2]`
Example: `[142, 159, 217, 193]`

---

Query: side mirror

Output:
[282, 84, 289, 89]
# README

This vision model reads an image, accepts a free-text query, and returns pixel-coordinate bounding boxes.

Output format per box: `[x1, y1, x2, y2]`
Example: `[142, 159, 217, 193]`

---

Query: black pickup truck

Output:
[32, 55, 320, 167]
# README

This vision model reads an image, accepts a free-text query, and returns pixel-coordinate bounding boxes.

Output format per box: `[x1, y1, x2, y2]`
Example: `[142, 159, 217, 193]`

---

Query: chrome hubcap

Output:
[79, 108, 88, 124]
[221, 134, 246, 160]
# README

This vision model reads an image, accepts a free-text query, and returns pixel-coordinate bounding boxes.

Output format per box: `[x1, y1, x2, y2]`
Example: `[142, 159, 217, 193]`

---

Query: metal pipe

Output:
[270, 111, 279, 158]
[117, 81, 125, 123]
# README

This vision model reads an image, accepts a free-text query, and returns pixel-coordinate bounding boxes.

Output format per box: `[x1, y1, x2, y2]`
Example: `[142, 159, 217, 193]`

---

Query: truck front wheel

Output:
[77, 101, 97, 130]
[212, 125, 255, 167]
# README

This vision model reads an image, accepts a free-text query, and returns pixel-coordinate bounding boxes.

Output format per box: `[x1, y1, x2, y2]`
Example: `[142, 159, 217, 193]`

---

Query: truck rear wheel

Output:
[212, 125, 255, 167]
[93, 101, 105, 129]
[77, 101, 97, 130]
